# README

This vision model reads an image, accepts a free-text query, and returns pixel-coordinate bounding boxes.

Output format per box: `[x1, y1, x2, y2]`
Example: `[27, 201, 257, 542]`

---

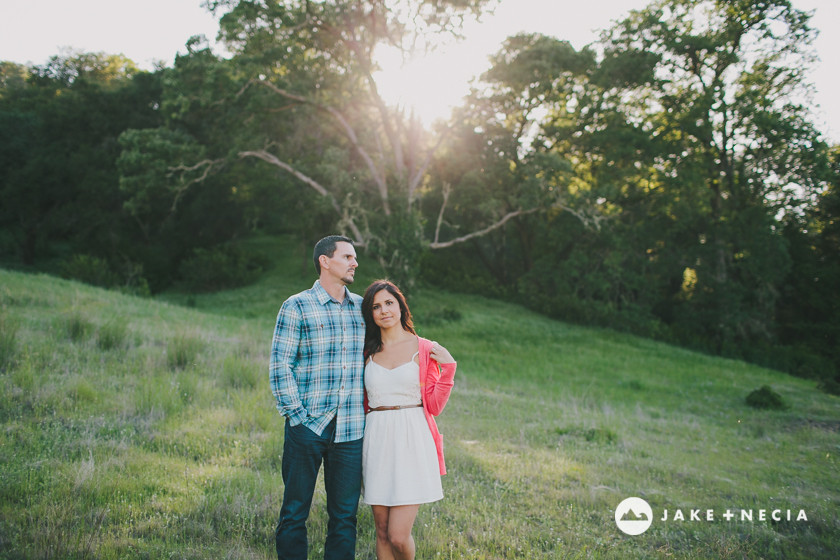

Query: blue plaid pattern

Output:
[270, 280, 366, 443]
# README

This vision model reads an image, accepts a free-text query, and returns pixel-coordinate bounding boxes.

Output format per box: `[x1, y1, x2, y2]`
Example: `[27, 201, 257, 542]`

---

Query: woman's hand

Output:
[430, 342, 455, 364]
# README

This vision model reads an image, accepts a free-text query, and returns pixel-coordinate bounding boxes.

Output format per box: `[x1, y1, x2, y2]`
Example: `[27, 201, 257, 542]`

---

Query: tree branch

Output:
[239, 149, 366, 245]
[167, 159, 222, 213]
[357, 49, 407, 181]
[433, 182, 452, 245]
[429, 197, 607, 250]
[254, 79, 391, 215]
[429, 207, 539, 249]
[408, 126, 450, 205]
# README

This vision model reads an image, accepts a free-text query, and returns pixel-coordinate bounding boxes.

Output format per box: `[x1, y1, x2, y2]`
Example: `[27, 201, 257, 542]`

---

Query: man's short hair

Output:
[313, 235, 354, 275]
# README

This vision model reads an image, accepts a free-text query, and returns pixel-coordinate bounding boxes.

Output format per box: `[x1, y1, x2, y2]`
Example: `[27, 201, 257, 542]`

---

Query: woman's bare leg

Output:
[371, 504, 421, 560]
[372, 505, 395, 560]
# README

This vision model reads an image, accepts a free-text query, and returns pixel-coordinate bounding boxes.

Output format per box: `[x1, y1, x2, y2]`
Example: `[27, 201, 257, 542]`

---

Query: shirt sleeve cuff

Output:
[285, 407, 308, 426]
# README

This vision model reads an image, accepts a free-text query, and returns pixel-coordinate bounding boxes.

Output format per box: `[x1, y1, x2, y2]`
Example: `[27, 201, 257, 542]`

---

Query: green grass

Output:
[1, 239, 838, 559]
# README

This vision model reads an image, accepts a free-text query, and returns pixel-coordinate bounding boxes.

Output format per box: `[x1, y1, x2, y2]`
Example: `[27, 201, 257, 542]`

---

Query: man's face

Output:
[323, 241, 358, 285]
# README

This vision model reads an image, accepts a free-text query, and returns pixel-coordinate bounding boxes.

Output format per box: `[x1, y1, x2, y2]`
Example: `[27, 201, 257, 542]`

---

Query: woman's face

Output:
[371, 289, 401, 330]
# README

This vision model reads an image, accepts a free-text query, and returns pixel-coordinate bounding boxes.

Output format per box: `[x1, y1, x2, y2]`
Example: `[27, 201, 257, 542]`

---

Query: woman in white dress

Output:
[361, 280, 456, 560]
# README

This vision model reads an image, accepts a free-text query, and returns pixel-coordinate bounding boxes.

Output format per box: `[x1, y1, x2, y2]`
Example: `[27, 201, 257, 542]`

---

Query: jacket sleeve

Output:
[269, 299, 308, 425]
[423, 359, 456, 416]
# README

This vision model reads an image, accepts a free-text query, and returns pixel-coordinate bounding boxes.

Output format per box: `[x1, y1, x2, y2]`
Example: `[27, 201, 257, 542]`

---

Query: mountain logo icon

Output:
[621, 509, 650, 522]
[615, 497, 653, 535]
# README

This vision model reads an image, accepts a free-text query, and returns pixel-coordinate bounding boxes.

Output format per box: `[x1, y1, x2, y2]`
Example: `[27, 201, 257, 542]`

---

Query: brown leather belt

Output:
[367, 404, 423, 413]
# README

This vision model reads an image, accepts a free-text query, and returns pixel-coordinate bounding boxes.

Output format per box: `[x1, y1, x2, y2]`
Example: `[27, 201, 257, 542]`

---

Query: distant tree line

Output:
[1, 0, 837, 387]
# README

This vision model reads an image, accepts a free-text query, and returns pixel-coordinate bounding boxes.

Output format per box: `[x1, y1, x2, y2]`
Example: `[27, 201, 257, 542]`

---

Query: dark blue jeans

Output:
[275, 418, 363, 560]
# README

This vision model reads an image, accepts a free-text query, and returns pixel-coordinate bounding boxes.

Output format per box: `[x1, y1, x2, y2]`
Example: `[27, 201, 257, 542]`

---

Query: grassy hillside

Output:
[1, 241, 838, 559]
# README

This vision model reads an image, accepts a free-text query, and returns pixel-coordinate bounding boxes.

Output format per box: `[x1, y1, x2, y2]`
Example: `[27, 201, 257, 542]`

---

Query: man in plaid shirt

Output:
[270, 235, 366, 560]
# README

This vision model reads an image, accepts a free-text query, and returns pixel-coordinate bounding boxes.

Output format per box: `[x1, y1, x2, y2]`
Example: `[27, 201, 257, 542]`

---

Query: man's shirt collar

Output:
[312, 280, 354, 306]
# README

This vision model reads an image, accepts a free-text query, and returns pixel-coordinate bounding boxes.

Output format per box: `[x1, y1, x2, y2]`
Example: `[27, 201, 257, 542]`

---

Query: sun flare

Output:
[373, 45, 475, 127]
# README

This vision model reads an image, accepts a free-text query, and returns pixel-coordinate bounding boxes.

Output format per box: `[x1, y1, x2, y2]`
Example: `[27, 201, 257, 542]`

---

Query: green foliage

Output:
[58, 254, 152, 297]
[60, 254, 119, 288]
[555, 425, 618, 445]
[0, 51, 162, 266]
[116, 127, 209, 227]
[415, 306, 463, 327]
[423, 0, 838, 384]
[221, 351, 263, 390]
[777, 176, 840, 386]
[59, 311, 94, 343]
[819, 378, 840, 397]
[111, 50, 280, 290]
[366, 207, 427, 294]
[177, 245, 266, 292]
[167, 333, 203, 370]
[0, 61, 28, 89]
[746, 385, 788, 410]
[35, 49, 140, 86]
[0, 312, 18, 372]
[484, 33, 594, 97]
[96, 319, 128, 351]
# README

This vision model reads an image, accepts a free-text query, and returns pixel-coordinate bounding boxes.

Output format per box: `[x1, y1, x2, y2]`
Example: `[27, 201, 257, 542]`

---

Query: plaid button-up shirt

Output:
[269, 280, 366, 442]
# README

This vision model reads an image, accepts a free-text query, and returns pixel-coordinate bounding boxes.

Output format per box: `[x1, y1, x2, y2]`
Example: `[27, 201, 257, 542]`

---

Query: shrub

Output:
[623, 380, 644, 391]
[97, 320, 128, 351]
[745, 385, 788, 410]
[583, 427, 618, 444]
[0, 313, 19, 372]
[60, 255, 118, 288]
[167, 334, 203, 370]
[61, 312, 93, 343]
[117, 261, 152, 297]
[818, 377, 840, 397]
[555, 425, 618, 445]
[178, 246, 266, 293]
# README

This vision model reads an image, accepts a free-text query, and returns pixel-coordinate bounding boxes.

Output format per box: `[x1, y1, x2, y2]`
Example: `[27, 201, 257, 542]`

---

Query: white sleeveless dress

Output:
[362, 353, 443, 506]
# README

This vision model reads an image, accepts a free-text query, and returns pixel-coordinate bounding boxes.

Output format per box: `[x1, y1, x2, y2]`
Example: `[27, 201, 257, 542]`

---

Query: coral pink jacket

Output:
[364, 336, 456, 475]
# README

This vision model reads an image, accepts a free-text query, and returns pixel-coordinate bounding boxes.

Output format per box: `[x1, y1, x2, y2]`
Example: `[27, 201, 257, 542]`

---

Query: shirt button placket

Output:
[339, 306, 348, 400]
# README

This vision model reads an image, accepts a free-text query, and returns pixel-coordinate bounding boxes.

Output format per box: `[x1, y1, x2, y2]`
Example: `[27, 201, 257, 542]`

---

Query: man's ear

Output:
[319, 254, 330, 270]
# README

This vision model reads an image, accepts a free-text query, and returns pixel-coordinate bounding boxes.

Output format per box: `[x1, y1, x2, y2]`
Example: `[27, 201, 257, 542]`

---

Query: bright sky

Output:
[1, 0, 837, 141]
